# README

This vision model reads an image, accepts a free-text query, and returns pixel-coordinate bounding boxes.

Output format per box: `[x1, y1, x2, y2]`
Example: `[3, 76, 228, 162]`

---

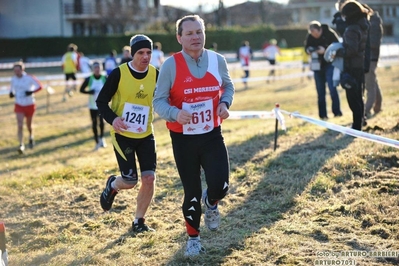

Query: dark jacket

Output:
[304, 24, 340, 69]
[369, 11, 383, 61]
[337, 17, 369, 71]
[332, 12, 347, 36]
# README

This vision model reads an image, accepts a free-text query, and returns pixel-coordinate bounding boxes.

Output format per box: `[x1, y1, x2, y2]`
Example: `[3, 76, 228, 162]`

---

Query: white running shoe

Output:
[18, 144, 25, 155]
[202, 189, 220, 231]
[184, 238, 205, 257]
[93, 142, 101, 151]
[100, 137, 107, 148]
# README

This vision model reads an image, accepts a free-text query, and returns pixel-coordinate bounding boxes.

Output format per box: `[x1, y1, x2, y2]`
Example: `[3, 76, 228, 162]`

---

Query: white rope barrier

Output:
[229, 106, 286, 131]
[281, 110, 399, 149]
[229, 107, 399, 150]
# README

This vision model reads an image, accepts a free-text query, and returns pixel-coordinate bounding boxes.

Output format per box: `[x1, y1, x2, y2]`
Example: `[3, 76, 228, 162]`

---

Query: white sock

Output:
[111, 180, 120, 191]
[205, 197, 217, 210]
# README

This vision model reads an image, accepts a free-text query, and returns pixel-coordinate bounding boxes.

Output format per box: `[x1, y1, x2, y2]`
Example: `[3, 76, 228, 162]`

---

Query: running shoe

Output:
[18, 145, 25, 155]
[94, 142, 101, 151]
[29, 138, 35, 149]
[132, 218, 155, 233]
[100, 175, 118, 211]
[202, 189, 220, 231]
[184, 238, 206, 257]
[100, 137, 107, 148]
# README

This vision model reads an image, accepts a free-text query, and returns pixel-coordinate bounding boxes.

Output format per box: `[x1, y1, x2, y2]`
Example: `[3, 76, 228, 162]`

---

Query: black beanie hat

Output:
[341, 1, 364, 20]
[130, 34, 153, 57]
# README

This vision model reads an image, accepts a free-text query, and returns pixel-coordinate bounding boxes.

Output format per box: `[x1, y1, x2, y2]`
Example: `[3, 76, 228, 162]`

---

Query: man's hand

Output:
[25, 91, 34, 96]
[112, 117, 128, 134]
[317, 46, 326, 55]
[217, 102, 230, 119]
[177, 110, 193, 125]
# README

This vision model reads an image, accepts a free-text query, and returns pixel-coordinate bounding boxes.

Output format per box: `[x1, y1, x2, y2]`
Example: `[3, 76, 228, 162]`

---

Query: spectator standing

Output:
[9, 61, 42, 154]
[79, 62, 107, 150]
[305, 21, 343, 120]
[336, 1, 370, 130]
[364, 9, 383, 118]
[332, 0, 349, 36]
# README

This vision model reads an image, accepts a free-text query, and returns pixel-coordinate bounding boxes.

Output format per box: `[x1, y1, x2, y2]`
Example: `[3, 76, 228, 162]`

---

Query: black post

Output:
[274, 103, 279, 151]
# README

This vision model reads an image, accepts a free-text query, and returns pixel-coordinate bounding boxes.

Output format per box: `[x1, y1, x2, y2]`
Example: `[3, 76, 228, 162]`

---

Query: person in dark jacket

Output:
[364, 10, 383, 118]
[332, 0, 371, 75]
[336, 1, 370, 130]
[305, 21, 342, 120]
[332, 0, 348, 36]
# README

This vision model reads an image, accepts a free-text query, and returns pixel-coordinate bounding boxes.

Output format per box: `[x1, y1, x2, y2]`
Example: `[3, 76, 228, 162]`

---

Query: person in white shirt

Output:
[150, 42, 164, 69]
[9, 61, 43, 154]
[237, 40, 253, 89]
[263, 39, 281, 82]
[79, 52, 92, 78]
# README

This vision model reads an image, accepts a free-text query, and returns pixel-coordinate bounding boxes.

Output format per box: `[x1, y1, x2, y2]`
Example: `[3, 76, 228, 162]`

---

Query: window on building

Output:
[74, 0, 83, 14]
[73, 22, 85, 36]
[323, 9, 331, 19]
[384, 24, 393, 36]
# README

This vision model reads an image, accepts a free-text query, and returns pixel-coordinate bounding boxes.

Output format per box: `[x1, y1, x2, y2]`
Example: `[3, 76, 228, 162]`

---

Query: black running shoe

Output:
[29, 138, 35, 149]
[100, 175, 118, 211]
[132, 218, 155, 233]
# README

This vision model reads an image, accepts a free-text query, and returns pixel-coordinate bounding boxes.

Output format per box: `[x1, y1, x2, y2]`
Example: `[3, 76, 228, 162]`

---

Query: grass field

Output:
[0, 62, 398, 266]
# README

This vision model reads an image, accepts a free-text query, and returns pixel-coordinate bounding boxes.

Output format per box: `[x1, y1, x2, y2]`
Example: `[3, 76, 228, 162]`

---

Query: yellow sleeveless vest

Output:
[63, 52, 77, 73]
[110, 64, 156, 139]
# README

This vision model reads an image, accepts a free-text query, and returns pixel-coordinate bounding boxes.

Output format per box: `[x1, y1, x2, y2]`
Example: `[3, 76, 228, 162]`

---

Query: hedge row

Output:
[0, 27, 308, 59]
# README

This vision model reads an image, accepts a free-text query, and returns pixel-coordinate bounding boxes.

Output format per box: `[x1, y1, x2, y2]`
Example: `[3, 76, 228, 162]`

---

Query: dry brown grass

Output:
[0, 63, 398, 265]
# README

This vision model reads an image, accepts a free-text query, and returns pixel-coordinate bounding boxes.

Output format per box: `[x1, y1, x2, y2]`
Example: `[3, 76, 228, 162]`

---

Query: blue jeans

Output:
[313, 64, 342, 118]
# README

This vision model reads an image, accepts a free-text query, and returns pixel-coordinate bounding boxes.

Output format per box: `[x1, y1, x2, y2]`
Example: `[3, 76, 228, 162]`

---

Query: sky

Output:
[160, 0, 289, 13]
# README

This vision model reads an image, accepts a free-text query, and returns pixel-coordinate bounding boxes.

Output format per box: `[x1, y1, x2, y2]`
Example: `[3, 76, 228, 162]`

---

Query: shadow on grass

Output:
[163, 128, 354, 265]
[0, 125, 92, 175]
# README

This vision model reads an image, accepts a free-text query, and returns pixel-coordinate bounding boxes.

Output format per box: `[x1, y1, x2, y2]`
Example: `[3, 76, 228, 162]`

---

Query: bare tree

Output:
[95, 0, 151, 35]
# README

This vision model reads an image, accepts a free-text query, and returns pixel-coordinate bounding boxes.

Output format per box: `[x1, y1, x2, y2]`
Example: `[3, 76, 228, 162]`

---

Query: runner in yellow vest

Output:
[61, 43, 79, 101]
[96, 34, 158, 233]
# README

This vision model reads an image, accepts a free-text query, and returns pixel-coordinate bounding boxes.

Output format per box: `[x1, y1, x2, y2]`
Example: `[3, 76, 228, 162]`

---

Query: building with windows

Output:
[0, 0, 160, 38]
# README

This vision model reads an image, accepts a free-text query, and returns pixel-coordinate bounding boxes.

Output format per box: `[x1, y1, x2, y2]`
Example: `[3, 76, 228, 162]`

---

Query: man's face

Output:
[123, 50, 131, 58]
[13, 66, 23, 77]
[93, 65, 101, 75]
[177, 20, 205, 53]
[132, 48, 152, 71]
[310, 28, 322, 39]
